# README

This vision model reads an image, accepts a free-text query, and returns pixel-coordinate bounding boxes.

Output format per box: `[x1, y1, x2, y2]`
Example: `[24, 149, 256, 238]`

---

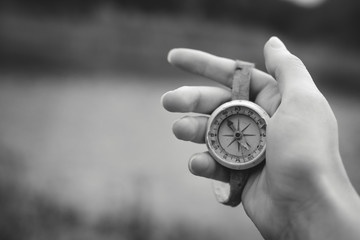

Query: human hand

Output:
[161, 37, 360, 239]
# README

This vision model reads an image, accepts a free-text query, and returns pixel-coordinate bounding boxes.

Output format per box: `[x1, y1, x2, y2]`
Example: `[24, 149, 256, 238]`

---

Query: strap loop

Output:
[231, 60, 255, 101]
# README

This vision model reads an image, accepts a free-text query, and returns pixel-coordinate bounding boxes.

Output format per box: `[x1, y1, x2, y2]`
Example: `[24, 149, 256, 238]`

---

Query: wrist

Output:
[282, 166, 360, 240]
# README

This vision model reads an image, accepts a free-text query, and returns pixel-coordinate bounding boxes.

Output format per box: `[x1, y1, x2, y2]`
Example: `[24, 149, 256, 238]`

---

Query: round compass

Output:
[206, 100, 269, 170]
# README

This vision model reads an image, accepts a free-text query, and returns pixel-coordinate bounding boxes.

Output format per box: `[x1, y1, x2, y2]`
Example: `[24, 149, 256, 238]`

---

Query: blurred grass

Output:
[0, 147, 224, 240]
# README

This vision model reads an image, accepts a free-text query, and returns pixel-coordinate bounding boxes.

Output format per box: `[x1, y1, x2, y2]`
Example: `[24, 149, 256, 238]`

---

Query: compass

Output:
[206, 60, 269, 206]
[206, 100, 268, 170]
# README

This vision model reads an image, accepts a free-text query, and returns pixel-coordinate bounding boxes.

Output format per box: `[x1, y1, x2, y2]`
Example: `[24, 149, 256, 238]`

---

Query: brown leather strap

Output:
[227, 171, 250, 206]
[232, 60, 254, 101]
[213, 162, 266, 207]
[213, 60, 255, 207]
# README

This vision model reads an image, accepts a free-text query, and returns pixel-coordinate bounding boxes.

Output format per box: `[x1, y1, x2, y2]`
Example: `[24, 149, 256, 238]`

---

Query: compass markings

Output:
[208, 104, 267, 165]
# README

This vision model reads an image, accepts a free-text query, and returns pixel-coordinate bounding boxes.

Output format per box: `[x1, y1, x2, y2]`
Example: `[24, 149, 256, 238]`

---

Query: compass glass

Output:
[206, 101, 268, 170]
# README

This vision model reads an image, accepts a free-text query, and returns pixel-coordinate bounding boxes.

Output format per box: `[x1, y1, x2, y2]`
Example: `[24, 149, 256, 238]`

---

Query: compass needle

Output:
[226, 120, 236, 132]
[240, 139, 250, 151]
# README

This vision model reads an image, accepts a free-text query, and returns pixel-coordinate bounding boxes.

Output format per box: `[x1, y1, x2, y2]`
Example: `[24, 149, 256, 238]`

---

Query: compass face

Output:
[206, 100, 269, 170]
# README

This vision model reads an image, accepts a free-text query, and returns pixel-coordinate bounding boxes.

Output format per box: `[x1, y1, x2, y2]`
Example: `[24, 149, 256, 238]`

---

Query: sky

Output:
[285, 0, 326, 7]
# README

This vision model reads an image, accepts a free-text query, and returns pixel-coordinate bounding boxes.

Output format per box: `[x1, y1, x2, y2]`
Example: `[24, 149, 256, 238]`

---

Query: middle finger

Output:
[162, 86, 231, 114]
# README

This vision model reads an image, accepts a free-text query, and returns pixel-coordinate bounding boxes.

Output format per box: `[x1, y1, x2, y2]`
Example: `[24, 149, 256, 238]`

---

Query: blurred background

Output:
[0, 0, 360, 239]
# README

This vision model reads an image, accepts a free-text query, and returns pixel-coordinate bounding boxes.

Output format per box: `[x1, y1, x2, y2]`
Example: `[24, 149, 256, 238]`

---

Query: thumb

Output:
[264, 37, 316, 97]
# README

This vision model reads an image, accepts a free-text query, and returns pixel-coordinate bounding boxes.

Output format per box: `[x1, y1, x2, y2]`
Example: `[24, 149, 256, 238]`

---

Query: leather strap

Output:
[232, 60, 254, 101]
[213, 162, 264, 207]
[213, 60, 255, 207]
[213, 169, 251, 206]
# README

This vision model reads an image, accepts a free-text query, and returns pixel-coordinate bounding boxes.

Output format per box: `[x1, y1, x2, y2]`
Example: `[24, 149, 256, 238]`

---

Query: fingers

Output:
[168, 48, 277, 98]
[162, 84, 280, 117]
[168, 48, 235, 87]
[189, 152, 230, 182]
[263, 37, 318, 98]
[162, 86, 231, 114]
[172, 116, 207, 143]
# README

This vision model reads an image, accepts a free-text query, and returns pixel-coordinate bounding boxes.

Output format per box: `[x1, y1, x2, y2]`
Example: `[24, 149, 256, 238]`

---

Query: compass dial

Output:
[206, 100, 269, 170]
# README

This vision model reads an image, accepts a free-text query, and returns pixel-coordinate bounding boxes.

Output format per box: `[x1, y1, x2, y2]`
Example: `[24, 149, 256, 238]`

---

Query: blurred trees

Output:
[1, 0, 359, 46]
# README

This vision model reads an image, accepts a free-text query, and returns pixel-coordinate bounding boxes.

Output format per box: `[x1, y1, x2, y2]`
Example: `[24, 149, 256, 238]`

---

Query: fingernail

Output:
[188, 155, 195, 174]
[167, 49, 178, 63]
[161, 90, 175, 109]
[160, 92, 168, 105]
[268, 36, 285, 49]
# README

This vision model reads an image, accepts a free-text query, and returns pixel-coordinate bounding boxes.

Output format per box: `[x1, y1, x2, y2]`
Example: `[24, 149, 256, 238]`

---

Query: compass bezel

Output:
[206, 100, 269, 170]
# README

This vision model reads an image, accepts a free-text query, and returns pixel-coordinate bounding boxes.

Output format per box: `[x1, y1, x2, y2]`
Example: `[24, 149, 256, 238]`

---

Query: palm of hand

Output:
[244, 84, 339, 238]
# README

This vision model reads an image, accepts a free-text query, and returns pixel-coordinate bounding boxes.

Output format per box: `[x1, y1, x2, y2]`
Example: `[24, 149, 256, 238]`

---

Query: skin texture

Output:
[161, 37, 360, 240]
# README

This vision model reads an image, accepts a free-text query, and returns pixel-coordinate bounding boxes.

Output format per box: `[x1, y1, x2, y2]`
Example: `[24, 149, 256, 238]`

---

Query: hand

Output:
[161, 37, 360, 239]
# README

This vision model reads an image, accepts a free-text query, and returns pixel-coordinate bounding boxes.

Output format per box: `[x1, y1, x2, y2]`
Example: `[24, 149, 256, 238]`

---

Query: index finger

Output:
[167, 48, 276, 98]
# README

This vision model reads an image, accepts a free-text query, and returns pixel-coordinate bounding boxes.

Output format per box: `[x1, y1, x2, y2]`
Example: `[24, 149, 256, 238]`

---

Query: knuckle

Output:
[177, 86, 200, 112]
[286, 53, 306, 70]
